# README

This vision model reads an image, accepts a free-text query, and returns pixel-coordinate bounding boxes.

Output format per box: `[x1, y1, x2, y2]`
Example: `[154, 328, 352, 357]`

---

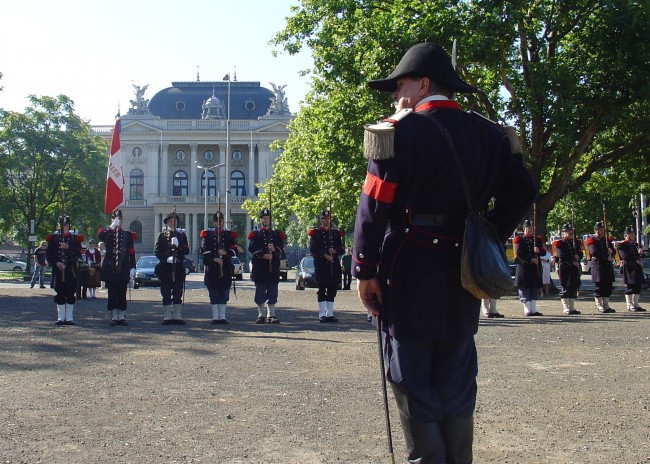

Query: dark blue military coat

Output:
[586, 235, 615, 283]
[352, 100, 537, 340]
[46, 231, 83, 292]
[97, 227, 137, 283]
[155, 229, 190, 283]
[513, 234, 544, 289]
[308, 226, 345, 287]
[552, 237, 583, 290]
[200, 228, 238, 289]
[247, 228, 285, 284]
[618, 239, 644, 285]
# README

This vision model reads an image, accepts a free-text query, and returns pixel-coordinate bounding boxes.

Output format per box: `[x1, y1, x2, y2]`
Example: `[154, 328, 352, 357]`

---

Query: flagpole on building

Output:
[224, 72, 231, 229]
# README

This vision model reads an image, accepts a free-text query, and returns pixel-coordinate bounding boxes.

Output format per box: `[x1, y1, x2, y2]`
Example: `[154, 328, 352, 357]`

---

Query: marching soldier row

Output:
[508, 219, 646, 317]
[45, 207, 351, 326]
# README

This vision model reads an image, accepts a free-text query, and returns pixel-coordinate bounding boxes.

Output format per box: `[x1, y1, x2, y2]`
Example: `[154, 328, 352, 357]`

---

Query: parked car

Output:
[643, 271, 650, 290]
[0, 254, 26, 271]
[231, 256, 243, 280]
[134, 255, 160, 289]
[295, 256, 317, 290]
[580, 258, 592, 275]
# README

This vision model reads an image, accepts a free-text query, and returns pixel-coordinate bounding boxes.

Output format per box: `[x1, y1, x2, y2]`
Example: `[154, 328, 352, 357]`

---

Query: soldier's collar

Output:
[414, 99, 461, 112]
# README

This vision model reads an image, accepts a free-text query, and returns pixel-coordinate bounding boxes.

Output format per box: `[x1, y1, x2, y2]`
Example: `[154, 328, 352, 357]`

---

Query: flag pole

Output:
[224, 72, 231, 229]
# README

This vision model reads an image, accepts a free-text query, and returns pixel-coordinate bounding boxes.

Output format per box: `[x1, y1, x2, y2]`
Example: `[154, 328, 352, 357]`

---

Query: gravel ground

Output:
[0, 275, 649, 464]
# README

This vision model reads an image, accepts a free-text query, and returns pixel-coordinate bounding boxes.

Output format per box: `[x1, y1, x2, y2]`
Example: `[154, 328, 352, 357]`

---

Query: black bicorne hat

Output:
[320, 210, 330, 219]
[522, 219, 533, 227]
[562, 223, 573, 232]
[59, 215, 71, 226]
[368, 42, 479, 93]
[111, 208, 123, 219]
[624, 226, 634, 235]
[259, 208, 270, 218]
[212, 211, 224, 221]
[163, 212, 179, 225]
[594, 221, 604, 230]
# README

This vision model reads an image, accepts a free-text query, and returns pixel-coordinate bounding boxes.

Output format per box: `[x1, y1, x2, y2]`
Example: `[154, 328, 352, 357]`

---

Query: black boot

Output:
[441, 415, 474, 464]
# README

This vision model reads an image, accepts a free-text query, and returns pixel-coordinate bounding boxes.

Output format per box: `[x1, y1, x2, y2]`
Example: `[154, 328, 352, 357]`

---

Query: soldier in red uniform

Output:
[617, 226, 646, 312]
[248, 208, 286, 324]
[352, 43, 536, 463]
[552, 224, 583, 314]
[98, 208, 137, 326]
[586, 221, 616, 313]
[46, 215, 84, 325]
[513, 219, 545, 316]
[308, 210, 345, 322]
[200, 212, 238, 324]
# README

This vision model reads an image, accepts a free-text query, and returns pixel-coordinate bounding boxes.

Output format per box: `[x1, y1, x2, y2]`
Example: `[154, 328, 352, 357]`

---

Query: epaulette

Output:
[200, 230, 208, 238]
[247, 230, 257, 240]
[308, 228, 316, 237]
[230, 230, 238, 239]
[45, 234, 53, 242]
[513, 235, 522, 244]
[337, 229, 344, 238]
[278, 231, 286, 241]
[131, 231, 137, 241]
[468, 111, 522, 155]
[76, 234, 85, 242]
[363, 108, 412, 160]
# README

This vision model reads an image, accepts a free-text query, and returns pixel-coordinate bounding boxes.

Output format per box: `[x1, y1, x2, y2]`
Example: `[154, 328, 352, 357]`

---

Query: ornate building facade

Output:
[92, 79, 292, 263]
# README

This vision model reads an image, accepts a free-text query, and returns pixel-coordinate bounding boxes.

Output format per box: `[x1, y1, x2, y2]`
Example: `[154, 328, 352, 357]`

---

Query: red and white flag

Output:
[104, 119, 124, 213]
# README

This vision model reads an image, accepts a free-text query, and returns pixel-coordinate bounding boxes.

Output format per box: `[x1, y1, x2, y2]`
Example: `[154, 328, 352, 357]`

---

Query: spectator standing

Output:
[30, 241, 47, 289]
[85, 240, 102, 299]
[341, 246, 353, 290]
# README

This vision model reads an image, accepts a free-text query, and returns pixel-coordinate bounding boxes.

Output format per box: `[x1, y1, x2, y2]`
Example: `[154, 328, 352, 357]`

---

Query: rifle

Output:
[532, 203, 541, 277]
[571, 205, 579, 261]
[59, 188, 66, 284]
[328, 194, 333, 276]
[633, 197, 642, 246]
[602, 201, 613, 259]
[268, 183, 273, 273]
[217, 191, 223, 278]
[170, 204, 177, 284]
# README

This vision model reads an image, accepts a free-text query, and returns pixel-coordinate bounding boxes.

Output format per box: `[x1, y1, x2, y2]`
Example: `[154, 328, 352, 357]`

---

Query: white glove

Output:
[109, 217, 121, 230]
[171, 237, 179, 247]
[166, 256, 175, 263]
[129, 268, 136, 279]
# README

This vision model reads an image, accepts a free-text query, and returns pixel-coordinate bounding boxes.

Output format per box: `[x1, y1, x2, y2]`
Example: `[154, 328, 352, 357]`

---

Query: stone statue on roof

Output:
[267, 83, 290, 115]
[129, 83, 149, 113]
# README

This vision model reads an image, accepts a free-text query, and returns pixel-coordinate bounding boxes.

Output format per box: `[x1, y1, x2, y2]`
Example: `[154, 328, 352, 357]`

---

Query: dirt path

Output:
[1, 280, 648, 463]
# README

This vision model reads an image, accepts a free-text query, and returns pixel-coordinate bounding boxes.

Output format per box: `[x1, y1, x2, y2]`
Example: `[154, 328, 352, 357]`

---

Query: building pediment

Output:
[255, 120, 289, 134]
[120, 120, 163, 134]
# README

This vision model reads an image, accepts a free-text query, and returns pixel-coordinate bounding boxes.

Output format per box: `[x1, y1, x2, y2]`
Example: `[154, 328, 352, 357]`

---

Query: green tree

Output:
[0, 95, 109, 252]
[257, 0, 650, 244]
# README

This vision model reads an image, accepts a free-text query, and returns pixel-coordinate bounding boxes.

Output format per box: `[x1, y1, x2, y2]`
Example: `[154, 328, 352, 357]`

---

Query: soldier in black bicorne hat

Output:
[552, 223, 583, 314]
[97, 208, 137, 326]
[155, 212, 190, 324]
[617, 226, 646, 311]
[247, 208, 286, 323]
[46, 215, 84, 325]
[200, 211, 239, 324]
[352, 42, 537, 462]
[308, 210, 345, 322]
[585, 221, 616, 313]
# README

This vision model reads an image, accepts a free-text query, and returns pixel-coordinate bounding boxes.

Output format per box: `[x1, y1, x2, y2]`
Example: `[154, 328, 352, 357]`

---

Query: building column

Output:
[161, 143, 169, 197]
[147, 143, 159, 197]
[190, 143, 198, 197]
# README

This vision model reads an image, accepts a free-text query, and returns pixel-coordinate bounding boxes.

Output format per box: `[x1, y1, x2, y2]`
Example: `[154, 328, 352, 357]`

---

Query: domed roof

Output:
[147, 81, 277, 120]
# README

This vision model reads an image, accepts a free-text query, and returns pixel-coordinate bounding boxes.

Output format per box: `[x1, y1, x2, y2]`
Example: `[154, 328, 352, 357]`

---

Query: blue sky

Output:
[0, 0, 312, 125]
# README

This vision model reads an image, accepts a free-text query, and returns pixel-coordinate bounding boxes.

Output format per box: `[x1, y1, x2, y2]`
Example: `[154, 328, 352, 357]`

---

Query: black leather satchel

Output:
[429, 116, 513, 299]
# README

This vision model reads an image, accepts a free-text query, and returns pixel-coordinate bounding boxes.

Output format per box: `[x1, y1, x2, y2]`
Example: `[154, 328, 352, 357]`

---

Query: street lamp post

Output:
[195, 161, 224, 233]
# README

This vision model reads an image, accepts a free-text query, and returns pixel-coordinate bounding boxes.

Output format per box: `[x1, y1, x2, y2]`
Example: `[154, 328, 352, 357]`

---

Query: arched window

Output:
[173, 170, 188, 196]
[201, 170, 217, 197]
[231, 170, 246, 196]
[129, 220, 142, 243]
[130, 169, 144, 200]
